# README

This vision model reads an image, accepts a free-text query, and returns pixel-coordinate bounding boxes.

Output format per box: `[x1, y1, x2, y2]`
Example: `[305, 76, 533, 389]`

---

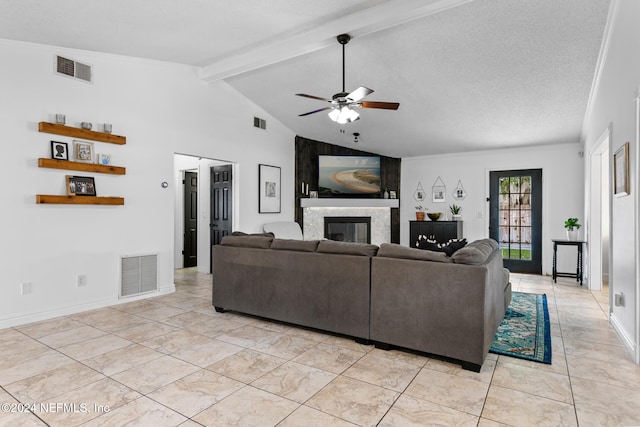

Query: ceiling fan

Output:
[296, 34, 400, 124]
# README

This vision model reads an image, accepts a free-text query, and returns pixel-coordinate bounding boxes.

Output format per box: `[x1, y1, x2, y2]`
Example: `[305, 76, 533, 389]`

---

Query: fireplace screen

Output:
[324, 217, 371, 244]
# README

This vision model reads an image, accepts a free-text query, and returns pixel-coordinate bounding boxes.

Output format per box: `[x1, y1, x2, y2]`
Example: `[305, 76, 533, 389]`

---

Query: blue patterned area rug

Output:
[490, 292, 552, 364]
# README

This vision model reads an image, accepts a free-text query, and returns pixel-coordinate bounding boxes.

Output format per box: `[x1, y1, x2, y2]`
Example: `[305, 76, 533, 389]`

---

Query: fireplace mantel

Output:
[300, 198, 399, 208]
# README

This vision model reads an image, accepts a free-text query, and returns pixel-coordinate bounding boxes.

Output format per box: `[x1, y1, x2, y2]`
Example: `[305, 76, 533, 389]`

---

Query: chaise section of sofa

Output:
[212, 236, 376, 340]
[370, 239, 510, 371]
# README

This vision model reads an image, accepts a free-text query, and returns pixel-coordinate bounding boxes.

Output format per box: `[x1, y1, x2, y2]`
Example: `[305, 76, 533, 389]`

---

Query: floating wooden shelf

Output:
[38, 158, 126, 175]
[38, 122, 126, 145]
[36, 195, 125, 205]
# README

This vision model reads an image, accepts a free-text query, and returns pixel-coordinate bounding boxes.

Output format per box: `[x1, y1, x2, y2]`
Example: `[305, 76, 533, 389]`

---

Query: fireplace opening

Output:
[324, 216, 371, 244]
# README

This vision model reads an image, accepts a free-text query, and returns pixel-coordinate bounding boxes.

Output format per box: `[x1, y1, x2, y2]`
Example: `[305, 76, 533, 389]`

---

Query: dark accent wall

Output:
[295, 135, 401, 243]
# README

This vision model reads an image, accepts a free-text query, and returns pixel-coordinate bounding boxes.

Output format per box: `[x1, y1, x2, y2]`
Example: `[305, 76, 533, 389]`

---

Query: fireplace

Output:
[324, 216, 371, 244]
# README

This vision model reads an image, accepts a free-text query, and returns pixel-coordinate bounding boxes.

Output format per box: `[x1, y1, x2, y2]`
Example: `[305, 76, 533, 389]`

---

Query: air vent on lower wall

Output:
[120, 254, 158, 298]
[254, 117, 266, 130]
[56, 55, 92, 83]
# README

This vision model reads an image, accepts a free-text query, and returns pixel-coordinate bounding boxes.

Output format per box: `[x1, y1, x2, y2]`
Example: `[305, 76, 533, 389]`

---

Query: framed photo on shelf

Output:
[66, 175, 96, 196]
[74, 140, 94, 163]
[259, 164, 281, 213]
[51, 141, 69, 160]
[613, 142, 629, 196]
[97, 154, 111, 165]
[389, 190, 397, 199]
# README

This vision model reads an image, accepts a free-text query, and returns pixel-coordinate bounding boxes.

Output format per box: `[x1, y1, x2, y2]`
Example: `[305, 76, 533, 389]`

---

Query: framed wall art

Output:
[413, 181, 426, 202]
[51, 141, 68, 160]
[453, 179, 467, 200]
[74, 140, 94, 163]
[259, 164, 281, 213]
[613, 142, 629, 196]
[432, 176, 446, 203]
[66, 175, 96, 196]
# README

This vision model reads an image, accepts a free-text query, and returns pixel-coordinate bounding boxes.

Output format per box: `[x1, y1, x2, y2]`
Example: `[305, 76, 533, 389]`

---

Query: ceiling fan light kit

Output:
[296, 34, 399, 123]
[329, 105, 359, 124]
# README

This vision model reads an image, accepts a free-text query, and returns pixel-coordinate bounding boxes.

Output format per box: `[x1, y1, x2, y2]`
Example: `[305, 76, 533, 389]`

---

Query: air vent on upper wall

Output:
[56, 55, 92, 83]
[254, 117, 266, 130]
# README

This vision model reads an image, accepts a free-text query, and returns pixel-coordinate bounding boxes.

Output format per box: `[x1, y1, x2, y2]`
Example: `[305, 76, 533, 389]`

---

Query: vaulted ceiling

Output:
[0, 0, 611, 157]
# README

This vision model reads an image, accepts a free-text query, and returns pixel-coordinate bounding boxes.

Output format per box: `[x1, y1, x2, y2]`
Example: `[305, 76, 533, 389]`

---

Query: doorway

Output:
[174, 154, 235, 273]
[183, 171, 198, 268]
[210, 164, 233, 273]
[489, 169, 543, 274]
[588, 130, 611, 292]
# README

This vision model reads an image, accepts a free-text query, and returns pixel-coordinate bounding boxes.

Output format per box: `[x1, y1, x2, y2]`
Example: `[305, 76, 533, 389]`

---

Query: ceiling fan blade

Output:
[360, 101, 400, 110]
[346, 86, 373, 102]
[296, 93, 332, 102]
[299, 107, 333, 117]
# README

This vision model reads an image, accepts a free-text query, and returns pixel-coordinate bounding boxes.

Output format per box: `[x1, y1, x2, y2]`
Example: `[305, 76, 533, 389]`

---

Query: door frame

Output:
[587, 127, 612, 293]
[488, 169, 543, 274]
[183, 170, 198, 268]
[173, 154, 239, 273]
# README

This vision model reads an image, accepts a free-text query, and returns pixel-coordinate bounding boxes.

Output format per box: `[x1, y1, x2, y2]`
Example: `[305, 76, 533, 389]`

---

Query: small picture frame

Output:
[389, 190, 397, 199]
[613, 142, 630, 196]
[66, 175, 96, 196]
[74, 140, 94, 163]
[309, 190, 318, 198]
[259, 164, 281, 213]
[97, 154, 111, 165]
[51, 141, 68, 160]
[432, 187, 446, 203]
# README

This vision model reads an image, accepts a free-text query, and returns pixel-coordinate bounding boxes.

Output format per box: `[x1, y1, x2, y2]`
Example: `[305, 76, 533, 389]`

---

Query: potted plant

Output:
[415, 205, 426, 221]
[564, 217, 581, 241]
[450, 204, 461, 221]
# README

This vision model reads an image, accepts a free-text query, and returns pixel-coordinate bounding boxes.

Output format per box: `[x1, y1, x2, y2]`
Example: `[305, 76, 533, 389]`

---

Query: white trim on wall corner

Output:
[579, 0, 618, 144]
[610, 313, 637, 362]
[634, 93, 640, 364]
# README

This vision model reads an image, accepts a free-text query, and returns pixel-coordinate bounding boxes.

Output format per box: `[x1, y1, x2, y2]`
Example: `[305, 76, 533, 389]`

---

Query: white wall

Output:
[581, 0, 639, 361]
[0, 39, 295, 328]
[401, 143, 584, 275]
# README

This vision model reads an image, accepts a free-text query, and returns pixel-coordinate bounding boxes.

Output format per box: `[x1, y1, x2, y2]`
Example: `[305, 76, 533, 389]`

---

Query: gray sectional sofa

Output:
[212, 235, 511, 371]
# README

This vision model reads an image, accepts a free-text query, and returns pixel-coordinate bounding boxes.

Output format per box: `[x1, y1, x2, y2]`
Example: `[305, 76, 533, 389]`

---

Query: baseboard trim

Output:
[0, 286, 176, 330]
[610, 313, 637, 360]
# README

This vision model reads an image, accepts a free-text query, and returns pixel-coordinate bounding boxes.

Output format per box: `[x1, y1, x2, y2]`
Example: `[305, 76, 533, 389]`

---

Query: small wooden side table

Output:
[552, 239, 585, 285]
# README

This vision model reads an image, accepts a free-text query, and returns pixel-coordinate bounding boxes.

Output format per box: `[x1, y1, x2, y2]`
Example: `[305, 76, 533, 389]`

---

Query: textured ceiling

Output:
[0, 0, 610, 157]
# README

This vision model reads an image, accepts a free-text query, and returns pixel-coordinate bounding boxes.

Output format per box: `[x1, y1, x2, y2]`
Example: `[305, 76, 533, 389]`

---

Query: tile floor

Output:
[1, 270, 639, 426]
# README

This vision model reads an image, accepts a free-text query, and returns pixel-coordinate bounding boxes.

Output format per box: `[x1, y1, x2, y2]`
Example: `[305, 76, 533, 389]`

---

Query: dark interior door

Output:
[183, 171, 198, 268]
[489, 169, 542, 274]
[211, 165, 233, 272]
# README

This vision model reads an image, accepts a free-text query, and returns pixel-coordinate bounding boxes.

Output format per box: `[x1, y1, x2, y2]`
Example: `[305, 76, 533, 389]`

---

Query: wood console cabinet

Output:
[409, 221, 463, 246]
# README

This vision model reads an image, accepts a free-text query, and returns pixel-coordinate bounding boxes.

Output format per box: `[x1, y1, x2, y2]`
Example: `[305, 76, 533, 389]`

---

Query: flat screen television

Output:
[318, 155, 381, 197]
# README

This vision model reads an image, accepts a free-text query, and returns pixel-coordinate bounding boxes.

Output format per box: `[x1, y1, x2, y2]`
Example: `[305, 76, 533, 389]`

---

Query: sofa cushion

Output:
[231, 231, 275, 237]
[220, 235, 273, 249]
[377, 243, 451, 263]
[316, 240, 378, 257]
[270, 239, 320, 252]
[452, 238, 498, 264]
